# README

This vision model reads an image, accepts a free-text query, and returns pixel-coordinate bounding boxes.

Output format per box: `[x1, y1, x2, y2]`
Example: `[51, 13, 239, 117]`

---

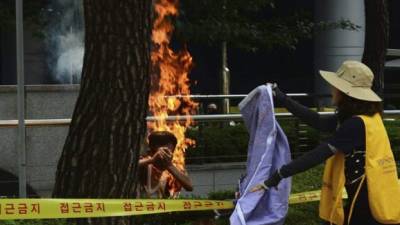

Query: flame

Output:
[149, 0, 198, 197]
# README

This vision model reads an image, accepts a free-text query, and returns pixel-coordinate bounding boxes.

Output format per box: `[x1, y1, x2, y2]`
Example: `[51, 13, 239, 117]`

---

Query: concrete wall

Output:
[0, 85, 244, 197]
[183, 163, 245, 197]
[0, 85, 79, 196]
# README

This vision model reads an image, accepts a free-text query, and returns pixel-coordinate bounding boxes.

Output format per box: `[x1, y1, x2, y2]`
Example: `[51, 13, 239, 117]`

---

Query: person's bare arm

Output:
[138, 156, 153, 167]
[153, 148, 193, 191]
[139, 149, 170, 168]
[167, 165, 193, 191]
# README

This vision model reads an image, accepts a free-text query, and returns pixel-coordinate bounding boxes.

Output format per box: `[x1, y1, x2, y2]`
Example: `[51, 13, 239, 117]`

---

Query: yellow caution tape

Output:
[0, 199, 233, 220]
[0, 190, 348, 220]
[289, 190, 347, 204]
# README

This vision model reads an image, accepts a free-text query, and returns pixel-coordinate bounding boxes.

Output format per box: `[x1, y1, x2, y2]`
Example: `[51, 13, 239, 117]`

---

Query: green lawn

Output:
[285, 165, 324, 225]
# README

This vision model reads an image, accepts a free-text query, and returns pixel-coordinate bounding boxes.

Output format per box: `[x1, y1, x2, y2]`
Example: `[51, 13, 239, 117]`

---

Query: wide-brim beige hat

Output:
[319, 60, 382, 102]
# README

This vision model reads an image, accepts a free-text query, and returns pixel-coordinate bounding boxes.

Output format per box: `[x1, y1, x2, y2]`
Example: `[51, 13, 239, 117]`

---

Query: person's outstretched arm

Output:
[251, 142, 336, 191]
[279, 143, 336, 178]
[274, 86, 338, 133]
[251, 117, 364, 192]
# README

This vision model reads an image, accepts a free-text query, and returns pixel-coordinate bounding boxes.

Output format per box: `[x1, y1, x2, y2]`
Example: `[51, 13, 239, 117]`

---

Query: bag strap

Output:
[347, 175, 366, 225]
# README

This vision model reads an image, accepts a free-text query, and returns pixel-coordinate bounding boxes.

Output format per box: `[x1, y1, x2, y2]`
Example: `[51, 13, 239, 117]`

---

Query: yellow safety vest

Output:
[319, 113, 400, 225]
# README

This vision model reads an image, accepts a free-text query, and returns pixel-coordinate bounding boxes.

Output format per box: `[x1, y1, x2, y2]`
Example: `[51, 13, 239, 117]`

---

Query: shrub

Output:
[186, 118, 400, 164]
[384, 120, 400, 161]
[186, 123, 249, 163]
[207, 190, 235, 200]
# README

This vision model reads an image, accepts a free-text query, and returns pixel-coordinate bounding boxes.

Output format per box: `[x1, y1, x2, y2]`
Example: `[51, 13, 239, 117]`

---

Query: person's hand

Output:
[159, 147, 173, 162]
[250, 183, 269, 192]
[235, 191, 241, 199]
[266, 83, 286, 103]
[152, 148, 173, 169]
[265, 83, 278, 96]
[250, 170, 283, 192]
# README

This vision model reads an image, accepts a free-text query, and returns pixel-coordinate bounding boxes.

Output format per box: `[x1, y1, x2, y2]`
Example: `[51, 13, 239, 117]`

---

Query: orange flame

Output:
[149, 0, 198, 197]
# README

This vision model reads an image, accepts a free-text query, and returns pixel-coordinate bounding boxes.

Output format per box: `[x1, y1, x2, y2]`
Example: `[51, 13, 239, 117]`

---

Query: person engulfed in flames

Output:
[137, 131, 193, 198]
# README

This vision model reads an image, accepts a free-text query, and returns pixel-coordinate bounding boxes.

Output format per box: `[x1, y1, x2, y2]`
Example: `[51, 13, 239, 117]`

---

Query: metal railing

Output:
[0, 110, 399, 128]
[1, 92, 399, 127]
[166, 93, 311, 99]
[387, 48, 400, 57]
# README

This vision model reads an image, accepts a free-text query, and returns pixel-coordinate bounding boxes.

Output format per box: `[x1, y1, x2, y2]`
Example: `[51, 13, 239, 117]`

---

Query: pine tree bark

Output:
[53, 1, 152, 225]
[362, 0, 389, 97]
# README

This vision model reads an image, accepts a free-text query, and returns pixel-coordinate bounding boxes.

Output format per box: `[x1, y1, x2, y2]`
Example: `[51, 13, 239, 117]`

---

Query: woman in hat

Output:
[251, 61, 400, 225]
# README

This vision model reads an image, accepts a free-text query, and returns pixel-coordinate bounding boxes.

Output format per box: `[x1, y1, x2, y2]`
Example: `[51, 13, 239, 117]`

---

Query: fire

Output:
[149, 0, 198, 197]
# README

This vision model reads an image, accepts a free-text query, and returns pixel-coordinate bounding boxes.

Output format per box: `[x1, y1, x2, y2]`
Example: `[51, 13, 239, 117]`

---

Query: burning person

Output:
[137, 131, 193, 198]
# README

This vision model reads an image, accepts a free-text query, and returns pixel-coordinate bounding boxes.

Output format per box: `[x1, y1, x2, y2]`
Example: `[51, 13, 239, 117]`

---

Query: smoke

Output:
[46, 0, 84, 84]
[54, 31, 84, 83]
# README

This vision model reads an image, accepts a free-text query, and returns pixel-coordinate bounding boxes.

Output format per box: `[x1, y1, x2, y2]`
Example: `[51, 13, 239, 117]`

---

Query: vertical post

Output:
[314, 0, 365, 106]
[221, 0, 230, 114]
[16, 0, 27, 197]
[212, 166, 216, 192]
[221, 41, 230, 114]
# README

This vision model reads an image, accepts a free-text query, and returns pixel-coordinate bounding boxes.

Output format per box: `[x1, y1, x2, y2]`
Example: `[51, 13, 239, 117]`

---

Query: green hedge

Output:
[384, 120, 400, 161]
[186, 124, 249, 163]
[186, 118, 400, 164]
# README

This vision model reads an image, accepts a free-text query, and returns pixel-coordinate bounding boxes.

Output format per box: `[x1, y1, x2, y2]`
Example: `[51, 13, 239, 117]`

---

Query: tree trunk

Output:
[362, 0, 389, 97]
[53, 1, 152, 225]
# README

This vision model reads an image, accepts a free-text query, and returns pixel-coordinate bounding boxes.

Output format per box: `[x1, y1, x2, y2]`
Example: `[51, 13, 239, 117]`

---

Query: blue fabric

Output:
[230, 85, 292, 225]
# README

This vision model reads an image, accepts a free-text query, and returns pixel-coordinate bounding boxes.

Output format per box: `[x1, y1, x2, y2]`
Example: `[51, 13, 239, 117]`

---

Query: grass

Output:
[285, 165, 324, 225]
[0, 220, 67, 225]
